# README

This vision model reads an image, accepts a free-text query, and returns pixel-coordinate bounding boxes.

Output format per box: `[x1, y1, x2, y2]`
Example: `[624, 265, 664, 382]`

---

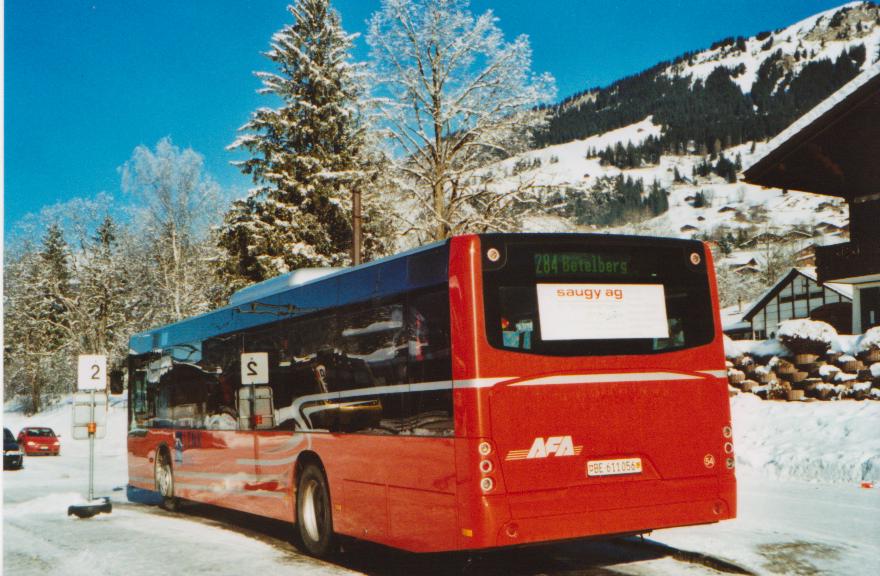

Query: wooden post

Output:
[352, 188, 362, 266]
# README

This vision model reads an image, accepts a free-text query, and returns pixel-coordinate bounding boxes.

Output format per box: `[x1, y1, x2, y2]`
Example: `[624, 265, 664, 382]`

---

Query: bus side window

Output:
[276, 312, 339, 430]
[162, 361, 212, 430]
[403, 288, 453, 437]
[202, 335, 241, 431]
[129, 354, 156, 431]
[327, 300, 406, 433]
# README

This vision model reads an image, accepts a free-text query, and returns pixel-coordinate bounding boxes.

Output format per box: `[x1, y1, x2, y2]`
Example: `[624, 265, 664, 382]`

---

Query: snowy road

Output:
[3, 396, 879, 575]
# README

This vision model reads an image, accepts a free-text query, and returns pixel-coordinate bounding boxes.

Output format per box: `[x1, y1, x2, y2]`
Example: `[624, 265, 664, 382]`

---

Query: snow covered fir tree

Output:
[220, 0, 389, 286]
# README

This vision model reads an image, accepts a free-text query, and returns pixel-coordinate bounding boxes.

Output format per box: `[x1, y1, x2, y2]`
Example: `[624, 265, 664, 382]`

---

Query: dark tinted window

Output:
[129, 284, 452, 436]
[263, 289, 452, 436]
[482, 238, 715, 356]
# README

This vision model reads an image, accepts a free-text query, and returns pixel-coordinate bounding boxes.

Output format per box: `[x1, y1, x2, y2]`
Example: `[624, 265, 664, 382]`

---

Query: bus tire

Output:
[296, 463, 335, 557]
[155, 448, 179, 512]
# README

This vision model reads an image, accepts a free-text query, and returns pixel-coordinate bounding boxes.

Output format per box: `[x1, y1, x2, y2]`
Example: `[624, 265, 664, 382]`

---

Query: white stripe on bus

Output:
[508, 372, 704, 387]
[452, 377, 513, 389]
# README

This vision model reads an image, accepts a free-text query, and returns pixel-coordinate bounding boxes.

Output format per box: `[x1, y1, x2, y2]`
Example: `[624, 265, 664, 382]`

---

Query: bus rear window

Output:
[482, 238, 715, 356]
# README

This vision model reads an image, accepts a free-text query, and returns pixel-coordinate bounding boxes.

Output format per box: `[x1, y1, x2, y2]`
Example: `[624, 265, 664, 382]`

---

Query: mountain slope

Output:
[486, 3, 879, 308]
[539, 1, 879, 152]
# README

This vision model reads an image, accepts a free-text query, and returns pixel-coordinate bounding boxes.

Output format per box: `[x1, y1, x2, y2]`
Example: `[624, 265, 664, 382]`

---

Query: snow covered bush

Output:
[856, 327, 880, 362]
[776, 319, 837, 355]
[857, 327, 880, 351]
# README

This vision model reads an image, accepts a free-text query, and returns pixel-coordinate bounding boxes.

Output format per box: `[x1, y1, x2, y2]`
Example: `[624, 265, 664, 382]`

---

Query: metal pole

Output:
[89, 389, 95, 501]
[352, 188, 362, 266]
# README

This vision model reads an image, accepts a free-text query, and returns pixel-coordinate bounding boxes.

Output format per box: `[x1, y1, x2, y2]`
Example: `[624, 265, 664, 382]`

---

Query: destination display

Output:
[533, 252, 636, 278]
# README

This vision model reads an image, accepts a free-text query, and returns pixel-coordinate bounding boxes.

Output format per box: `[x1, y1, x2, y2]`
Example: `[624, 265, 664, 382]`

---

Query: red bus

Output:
[127, 233, 735, 556]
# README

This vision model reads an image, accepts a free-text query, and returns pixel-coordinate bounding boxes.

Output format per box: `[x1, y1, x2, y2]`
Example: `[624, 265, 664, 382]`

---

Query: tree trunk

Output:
[433, 179, 448, 241]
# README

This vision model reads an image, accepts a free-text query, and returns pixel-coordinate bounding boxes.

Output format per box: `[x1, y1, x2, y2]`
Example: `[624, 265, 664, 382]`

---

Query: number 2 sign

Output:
[241, 353, 269, 385]
[77, 355, 107, 391]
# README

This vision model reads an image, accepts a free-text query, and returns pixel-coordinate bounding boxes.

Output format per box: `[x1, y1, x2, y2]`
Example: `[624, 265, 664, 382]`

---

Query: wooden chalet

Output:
[735, 268, 853, 339]
[744, 64, 880, 333]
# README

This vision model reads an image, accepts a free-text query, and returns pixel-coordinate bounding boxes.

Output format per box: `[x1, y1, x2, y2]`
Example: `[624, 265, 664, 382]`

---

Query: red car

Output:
[17, 427, 61, 456]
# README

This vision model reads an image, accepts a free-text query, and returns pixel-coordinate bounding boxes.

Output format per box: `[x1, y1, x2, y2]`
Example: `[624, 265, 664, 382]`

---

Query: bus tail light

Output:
[478, 441, 492, 456]
[726, 457, 735, 470]
[479, 460, 493, 474]
[722, 425, 732, 438]
[724, 442, 733, 454]
[480, 477, 494, 492]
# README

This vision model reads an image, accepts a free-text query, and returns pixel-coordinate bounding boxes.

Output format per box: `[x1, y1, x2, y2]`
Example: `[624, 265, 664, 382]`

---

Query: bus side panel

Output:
[385, 436, 457, 551]
[127, 430, 168, 489]
[319, 434, 458, 552]
[128, 429, 293, 521]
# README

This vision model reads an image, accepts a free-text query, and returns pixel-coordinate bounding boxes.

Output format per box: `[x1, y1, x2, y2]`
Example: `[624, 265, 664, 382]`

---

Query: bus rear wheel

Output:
[296, 463, 335, 557]
[155, 449, 179, 512]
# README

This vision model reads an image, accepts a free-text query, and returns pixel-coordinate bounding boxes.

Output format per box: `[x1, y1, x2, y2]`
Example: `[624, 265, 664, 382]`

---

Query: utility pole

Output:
[352, 188, 362, 266]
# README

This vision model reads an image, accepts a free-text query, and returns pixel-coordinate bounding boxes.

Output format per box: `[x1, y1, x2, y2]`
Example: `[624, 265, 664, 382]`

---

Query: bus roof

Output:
[128, 239, 449, 356]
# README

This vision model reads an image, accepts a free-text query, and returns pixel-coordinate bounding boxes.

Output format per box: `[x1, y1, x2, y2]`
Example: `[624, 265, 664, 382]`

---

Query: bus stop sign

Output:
[77, 355, 107, 391]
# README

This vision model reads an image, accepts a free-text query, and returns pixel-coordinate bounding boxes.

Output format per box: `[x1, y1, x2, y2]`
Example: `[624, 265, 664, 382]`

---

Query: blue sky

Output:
[4, 0, 847, 234]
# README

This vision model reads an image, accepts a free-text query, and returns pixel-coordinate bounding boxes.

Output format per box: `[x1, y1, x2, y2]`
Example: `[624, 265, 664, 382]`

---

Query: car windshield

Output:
[26, 428, 55, 437]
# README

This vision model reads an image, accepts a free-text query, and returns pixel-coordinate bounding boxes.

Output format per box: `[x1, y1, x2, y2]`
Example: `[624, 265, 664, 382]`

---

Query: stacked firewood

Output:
[726, 347, 880, 401]
[727, 350, 880, 401]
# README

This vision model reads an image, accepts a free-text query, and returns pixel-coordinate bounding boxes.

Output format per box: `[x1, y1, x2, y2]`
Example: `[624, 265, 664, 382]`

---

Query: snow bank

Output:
[856, 326, 880, 352]
[727, 338, 791, 359]
[777, 318, 837, 345]
[731, 393, 880, 484]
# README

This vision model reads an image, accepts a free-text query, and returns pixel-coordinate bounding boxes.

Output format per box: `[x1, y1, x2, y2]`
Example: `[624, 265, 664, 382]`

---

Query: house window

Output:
[861, 287, 880, 331]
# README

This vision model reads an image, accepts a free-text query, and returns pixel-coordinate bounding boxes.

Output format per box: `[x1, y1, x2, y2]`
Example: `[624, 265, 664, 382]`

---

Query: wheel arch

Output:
[294, 450, 327, 495]
[153, 442, 173, 490]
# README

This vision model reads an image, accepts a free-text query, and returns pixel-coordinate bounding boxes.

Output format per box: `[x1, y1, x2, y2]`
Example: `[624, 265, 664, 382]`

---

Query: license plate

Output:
[40, 446, 48, 450]
[587, 458, 643, 477]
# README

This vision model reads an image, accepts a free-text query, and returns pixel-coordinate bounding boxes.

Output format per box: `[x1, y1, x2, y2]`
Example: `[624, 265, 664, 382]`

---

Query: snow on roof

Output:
[745, 61, 880, 174]
[796, 266, 854, 299]
[777, 318, 837, 344]
[720, 304, 750, 331]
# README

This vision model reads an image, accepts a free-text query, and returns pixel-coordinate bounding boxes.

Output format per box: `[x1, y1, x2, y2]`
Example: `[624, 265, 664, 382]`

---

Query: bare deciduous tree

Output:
[367, 0, 555, 242]
[122, 137, 221, 321]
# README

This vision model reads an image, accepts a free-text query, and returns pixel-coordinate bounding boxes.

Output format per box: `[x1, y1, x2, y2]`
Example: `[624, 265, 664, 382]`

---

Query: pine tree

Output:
[38, 225, 73, 351]
[222, 0, 384, 284]
[77, 216, 132, 364]
[5, 225, 76, 412]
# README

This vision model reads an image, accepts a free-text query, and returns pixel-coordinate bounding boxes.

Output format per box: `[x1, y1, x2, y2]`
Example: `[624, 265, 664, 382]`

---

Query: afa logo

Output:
[506, 436, 583, 461]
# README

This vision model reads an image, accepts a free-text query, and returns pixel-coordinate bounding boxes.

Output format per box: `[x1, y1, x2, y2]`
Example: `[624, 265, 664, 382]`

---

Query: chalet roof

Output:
[720, 304, 750, 332]
[740, 267, 853, 322]
[743, 63, 880, 200]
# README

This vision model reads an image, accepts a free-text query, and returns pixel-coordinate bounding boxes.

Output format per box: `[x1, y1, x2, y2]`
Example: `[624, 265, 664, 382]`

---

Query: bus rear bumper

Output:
[490, 497, 733, 548]
[462, 476, 736, 550]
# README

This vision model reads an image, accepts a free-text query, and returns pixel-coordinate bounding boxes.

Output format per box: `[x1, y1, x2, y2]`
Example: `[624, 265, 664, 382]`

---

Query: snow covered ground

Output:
[3, 394, 879, 575]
